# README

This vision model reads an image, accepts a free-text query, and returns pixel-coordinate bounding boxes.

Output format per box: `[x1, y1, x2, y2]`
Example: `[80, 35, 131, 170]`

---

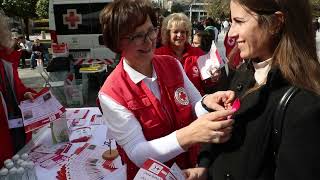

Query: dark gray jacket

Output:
[199, 62, 320, 180]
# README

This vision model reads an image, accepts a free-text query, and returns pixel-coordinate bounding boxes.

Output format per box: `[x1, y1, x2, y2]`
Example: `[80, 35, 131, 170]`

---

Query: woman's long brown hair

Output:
[234, 0, 320, 95]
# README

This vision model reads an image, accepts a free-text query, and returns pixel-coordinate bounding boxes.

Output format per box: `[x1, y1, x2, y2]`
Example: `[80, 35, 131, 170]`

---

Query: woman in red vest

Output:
[154, 13, 207, 95]
[0, 13, 36, 166]
[98, 0, 237, 179]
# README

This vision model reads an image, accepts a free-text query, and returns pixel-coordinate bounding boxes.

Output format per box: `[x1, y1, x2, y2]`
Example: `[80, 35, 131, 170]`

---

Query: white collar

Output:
[253, 58, 272, 85]
[123, 58, 157, 84]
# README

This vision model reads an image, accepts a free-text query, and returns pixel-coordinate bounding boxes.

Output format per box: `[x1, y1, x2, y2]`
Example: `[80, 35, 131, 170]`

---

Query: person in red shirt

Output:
[224, 29, 242, 69]
[0, 13, 36, 166]
[154, 13, 206, 95]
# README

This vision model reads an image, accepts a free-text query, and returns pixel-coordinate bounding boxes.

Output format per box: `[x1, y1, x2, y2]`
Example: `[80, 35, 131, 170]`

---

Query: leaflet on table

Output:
[19, 88, 66, 133]
[66, 110, 105, 143]
[134, 158, 185, 180]
[69, 127, 92, 143]
[29, 143, 74, 170]
[197, 41, 226, 80]
[57, 143, 123, 180]
[66, 109, 90, 120]
[102, 165, 126, 180]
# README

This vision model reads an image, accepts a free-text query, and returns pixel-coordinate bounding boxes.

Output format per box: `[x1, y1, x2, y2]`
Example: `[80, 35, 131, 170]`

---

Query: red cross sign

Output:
[179, 91, 187, 101]
[174, 87, 189, 106]
[63, 9, 82, 29]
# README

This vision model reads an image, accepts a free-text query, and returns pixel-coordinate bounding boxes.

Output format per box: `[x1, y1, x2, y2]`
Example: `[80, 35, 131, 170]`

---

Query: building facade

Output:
[188, 0, 209, 21]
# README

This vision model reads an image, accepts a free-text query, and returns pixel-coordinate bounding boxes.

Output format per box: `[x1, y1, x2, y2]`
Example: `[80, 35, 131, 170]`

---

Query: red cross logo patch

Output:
[63, 9, 82, 29]
[174, 87, 189, 106]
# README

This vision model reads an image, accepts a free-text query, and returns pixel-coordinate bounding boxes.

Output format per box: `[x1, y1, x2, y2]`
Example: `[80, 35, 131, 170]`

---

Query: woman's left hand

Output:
[184, 167, 208, 180]
[203, 90, 235, 111]
[24, 92, 36, 102]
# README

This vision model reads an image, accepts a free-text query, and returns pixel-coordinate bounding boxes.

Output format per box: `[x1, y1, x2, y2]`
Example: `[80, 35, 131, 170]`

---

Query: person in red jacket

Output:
[98, 1, 236, 179]
[224, 29, 242, 69]
[154, 13, 207, 95]
[0, 13, 36, 166]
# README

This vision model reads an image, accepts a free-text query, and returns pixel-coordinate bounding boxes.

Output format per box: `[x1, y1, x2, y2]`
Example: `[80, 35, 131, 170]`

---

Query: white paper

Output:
[65, 143, 121, 180]
[66, 109, 90, 120]
[69, 127, 92, 143]
[134, 158, 179, 180]
[103, 165, 127, 180]
[20, 89, 65, 132]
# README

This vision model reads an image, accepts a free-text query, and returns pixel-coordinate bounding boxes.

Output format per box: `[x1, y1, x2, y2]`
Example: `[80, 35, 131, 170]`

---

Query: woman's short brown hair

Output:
[100, 0, 157, 53]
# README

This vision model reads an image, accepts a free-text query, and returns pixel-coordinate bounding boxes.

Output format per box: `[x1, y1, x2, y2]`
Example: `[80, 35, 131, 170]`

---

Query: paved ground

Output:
[18, 31, 320, 108]
[18, 65, 99, 108]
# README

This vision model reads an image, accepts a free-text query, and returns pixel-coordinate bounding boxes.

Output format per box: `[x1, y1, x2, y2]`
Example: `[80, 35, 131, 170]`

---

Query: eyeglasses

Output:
[123, 27, 158, 46]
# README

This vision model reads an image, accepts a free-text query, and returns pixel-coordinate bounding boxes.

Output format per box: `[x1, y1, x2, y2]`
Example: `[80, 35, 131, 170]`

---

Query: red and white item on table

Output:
[20, 88, 66, 133]
[69, 127, 92, 143]
[56, 143, 123, 180]
[134, 158, 185, 180]
[28, 143, 73, 170]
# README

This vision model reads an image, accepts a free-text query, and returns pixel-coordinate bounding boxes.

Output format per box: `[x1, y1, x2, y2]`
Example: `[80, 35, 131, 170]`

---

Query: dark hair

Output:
[233, 0, 320, 95]
[194, 31, 213, 52]
[100, 0, 157, 53]
[205, 17, 215, 27]
[18, 35, 25, 40]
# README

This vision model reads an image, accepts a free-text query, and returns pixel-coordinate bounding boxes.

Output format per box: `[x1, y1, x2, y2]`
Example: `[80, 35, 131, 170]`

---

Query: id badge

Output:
[8, 117, 23, 129]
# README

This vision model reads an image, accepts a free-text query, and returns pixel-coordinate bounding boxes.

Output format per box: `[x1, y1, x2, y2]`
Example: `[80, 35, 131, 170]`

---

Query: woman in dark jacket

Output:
[184, 0, 320, 179]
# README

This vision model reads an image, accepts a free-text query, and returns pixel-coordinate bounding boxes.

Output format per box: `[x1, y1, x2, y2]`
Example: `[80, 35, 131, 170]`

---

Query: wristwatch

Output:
[201, 94, 215, 112]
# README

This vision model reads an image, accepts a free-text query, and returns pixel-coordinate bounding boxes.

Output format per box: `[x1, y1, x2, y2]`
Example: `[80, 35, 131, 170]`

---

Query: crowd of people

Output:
[98, 0, 320, 179]
[1, 0, 320, 179]
[12, 36, 49, 69]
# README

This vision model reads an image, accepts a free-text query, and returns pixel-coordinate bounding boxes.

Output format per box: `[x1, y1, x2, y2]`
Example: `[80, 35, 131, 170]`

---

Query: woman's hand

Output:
[184, 167, 208, 180]
[24, 92, 36, 102]
[177, 108, 235, 150]
[203, 90, 235, 111]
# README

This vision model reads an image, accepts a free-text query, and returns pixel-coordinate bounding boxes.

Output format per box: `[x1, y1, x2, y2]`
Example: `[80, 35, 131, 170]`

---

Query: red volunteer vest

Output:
[100, 55, 199, 179]
[155, 44, 205, 95]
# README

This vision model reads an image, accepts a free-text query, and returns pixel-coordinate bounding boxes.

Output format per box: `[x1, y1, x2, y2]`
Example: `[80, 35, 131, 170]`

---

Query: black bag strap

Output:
[273, 86, 300, 157]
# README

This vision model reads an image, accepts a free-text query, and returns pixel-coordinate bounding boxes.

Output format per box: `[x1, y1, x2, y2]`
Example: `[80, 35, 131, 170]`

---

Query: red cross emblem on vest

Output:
[174, 87, 189, 106]
[63, 9, 82, 30]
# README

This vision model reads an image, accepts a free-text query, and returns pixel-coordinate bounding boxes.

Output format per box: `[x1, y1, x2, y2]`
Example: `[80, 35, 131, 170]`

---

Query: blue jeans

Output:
[30, 52, 49, 68]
